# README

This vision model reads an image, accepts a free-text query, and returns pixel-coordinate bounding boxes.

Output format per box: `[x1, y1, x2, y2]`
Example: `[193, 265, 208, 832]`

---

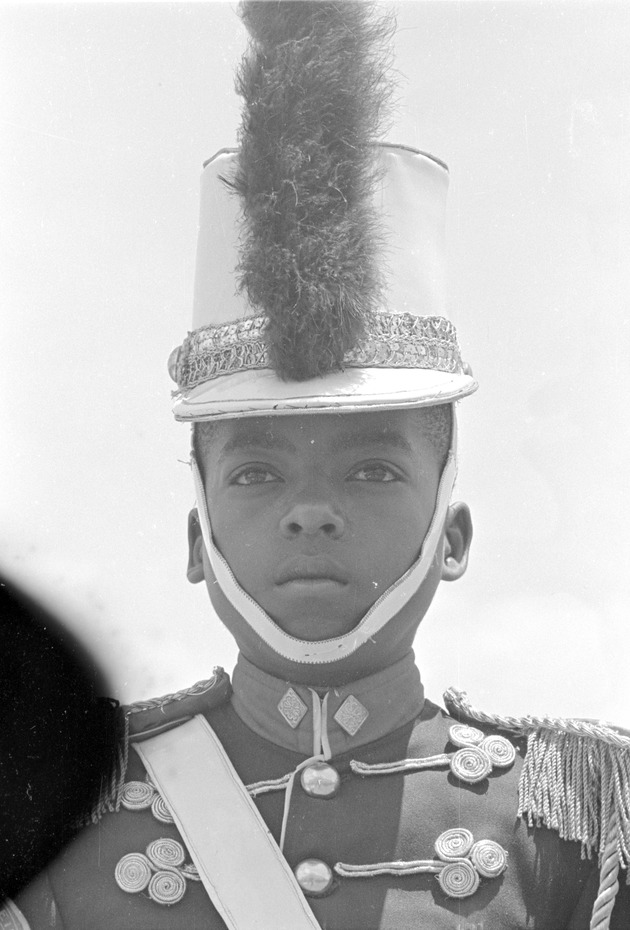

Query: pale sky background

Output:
[2, 2, 629, 722]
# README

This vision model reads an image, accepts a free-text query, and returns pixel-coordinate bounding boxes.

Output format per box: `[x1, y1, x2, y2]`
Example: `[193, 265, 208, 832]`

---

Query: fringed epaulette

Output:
[84, 667, 231, 825]
[444, 687, 630, 900]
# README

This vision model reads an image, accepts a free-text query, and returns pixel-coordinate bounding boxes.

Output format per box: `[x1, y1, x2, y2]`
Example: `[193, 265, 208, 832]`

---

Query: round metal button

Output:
[300, 762, 341, 799]
[294, 859, 334, 896]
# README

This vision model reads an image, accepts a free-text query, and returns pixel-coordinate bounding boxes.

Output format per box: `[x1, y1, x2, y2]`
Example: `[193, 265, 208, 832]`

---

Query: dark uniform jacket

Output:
[13, 655, 630, 929]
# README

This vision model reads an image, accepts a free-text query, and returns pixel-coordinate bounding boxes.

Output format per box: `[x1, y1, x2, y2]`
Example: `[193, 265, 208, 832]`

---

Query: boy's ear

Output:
[441, 502, 473, 582]
[187, 509, 206, 584]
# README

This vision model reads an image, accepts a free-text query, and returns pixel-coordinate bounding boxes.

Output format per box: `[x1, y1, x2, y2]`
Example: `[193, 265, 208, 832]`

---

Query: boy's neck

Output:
[237, 642, 419, 690]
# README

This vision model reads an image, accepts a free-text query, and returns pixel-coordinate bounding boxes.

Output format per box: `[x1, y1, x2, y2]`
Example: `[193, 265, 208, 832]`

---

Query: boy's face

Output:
[196, 409, 444, 643]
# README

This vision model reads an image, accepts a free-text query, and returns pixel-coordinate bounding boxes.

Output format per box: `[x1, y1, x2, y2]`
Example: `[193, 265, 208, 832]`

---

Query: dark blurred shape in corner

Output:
[0, 575, 122, 900]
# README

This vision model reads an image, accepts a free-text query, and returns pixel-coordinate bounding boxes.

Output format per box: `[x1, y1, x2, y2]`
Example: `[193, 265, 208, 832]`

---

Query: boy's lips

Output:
[274, 555, 349, 586]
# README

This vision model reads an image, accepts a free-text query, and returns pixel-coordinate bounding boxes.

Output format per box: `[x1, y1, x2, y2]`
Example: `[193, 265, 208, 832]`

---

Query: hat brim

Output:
[173, 367, 478, 421]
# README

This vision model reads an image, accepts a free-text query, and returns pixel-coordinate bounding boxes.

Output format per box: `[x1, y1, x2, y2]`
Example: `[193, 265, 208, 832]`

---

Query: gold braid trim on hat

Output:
[169, 313, 467, 392]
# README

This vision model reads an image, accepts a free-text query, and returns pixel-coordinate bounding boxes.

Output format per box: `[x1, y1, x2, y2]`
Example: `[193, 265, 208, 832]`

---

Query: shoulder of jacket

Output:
[125, 667, 232, 741]
[443, 686, 630, 746]
[443, 686, 630, 879]
[82, 668, 231, 826]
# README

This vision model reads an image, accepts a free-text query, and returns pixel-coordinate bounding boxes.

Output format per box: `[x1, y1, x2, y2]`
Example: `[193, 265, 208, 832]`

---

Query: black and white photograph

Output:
[2, 2, 629, 927]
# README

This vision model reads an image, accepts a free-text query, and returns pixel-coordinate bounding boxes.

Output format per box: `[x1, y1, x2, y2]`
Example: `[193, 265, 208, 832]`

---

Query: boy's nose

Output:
[279, 501, 345, 539]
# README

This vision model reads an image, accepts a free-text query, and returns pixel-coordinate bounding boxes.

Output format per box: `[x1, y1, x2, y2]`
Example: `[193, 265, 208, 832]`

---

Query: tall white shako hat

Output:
[169, 144, 476, 420]
[168, 2, 477, 666]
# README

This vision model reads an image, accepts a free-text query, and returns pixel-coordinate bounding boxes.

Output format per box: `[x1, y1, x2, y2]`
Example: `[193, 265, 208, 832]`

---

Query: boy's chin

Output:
[271, 614, 362, 642]
[258, 582, 384, 641]
[204, 567, 436, 684]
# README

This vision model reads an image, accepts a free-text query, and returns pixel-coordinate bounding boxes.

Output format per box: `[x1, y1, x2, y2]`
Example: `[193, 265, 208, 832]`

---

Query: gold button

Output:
[300, 762, 340, 799]
[294, 859, 334, 896]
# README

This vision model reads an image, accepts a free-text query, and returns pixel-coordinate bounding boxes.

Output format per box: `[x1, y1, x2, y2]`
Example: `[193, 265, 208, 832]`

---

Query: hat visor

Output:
[173, 367, 478, 421]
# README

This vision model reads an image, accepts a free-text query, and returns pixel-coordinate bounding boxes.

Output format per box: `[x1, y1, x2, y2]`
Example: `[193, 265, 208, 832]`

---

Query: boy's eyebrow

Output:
[216, 423, 414, 461]
[337, 427, 414, 456]
[218, 428, 297, 461]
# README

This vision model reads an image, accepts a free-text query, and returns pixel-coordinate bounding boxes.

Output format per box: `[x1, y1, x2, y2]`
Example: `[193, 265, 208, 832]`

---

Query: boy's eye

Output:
[231, 466, 281, 486]
[348, 463, 399, 483]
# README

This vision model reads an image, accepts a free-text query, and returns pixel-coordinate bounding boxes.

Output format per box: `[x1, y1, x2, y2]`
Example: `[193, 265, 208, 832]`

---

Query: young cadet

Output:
[9, 3, 630, 929]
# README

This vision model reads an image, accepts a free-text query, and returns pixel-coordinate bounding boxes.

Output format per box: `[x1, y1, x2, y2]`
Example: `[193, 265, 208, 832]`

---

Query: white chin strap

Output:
[191, 417, 458, 665]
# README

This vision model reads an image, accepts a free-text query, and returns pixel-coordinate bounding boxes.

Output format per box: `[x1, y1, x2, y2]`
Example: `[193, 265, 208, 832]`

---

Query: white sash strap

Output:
[134, 715, 321, 930]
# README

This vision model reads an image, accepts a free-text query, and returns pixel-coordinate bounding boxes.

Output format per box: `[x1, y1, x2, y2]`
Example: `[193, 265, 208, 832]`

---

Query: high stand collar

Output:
[230, 652, 424, 758]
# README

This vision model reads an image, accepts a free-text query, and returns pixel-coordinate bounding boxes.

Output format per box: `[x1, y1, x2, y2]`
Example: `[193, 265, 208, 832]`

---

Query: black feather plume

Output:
[232, 1, 395, 380]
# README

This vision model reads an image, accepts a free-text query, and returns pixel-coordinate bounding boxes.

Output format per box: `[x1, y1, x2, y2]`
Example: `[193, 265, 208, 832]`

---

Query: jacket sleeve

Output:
[13, 868, 66, 930]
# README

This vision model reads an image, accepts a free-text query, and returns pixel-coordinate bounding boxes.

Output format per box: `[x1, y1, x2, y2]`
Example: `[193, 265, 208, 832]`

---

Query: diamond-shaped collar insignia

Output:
[334, 695, 369, 736]
[278, 688, 308, 729]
